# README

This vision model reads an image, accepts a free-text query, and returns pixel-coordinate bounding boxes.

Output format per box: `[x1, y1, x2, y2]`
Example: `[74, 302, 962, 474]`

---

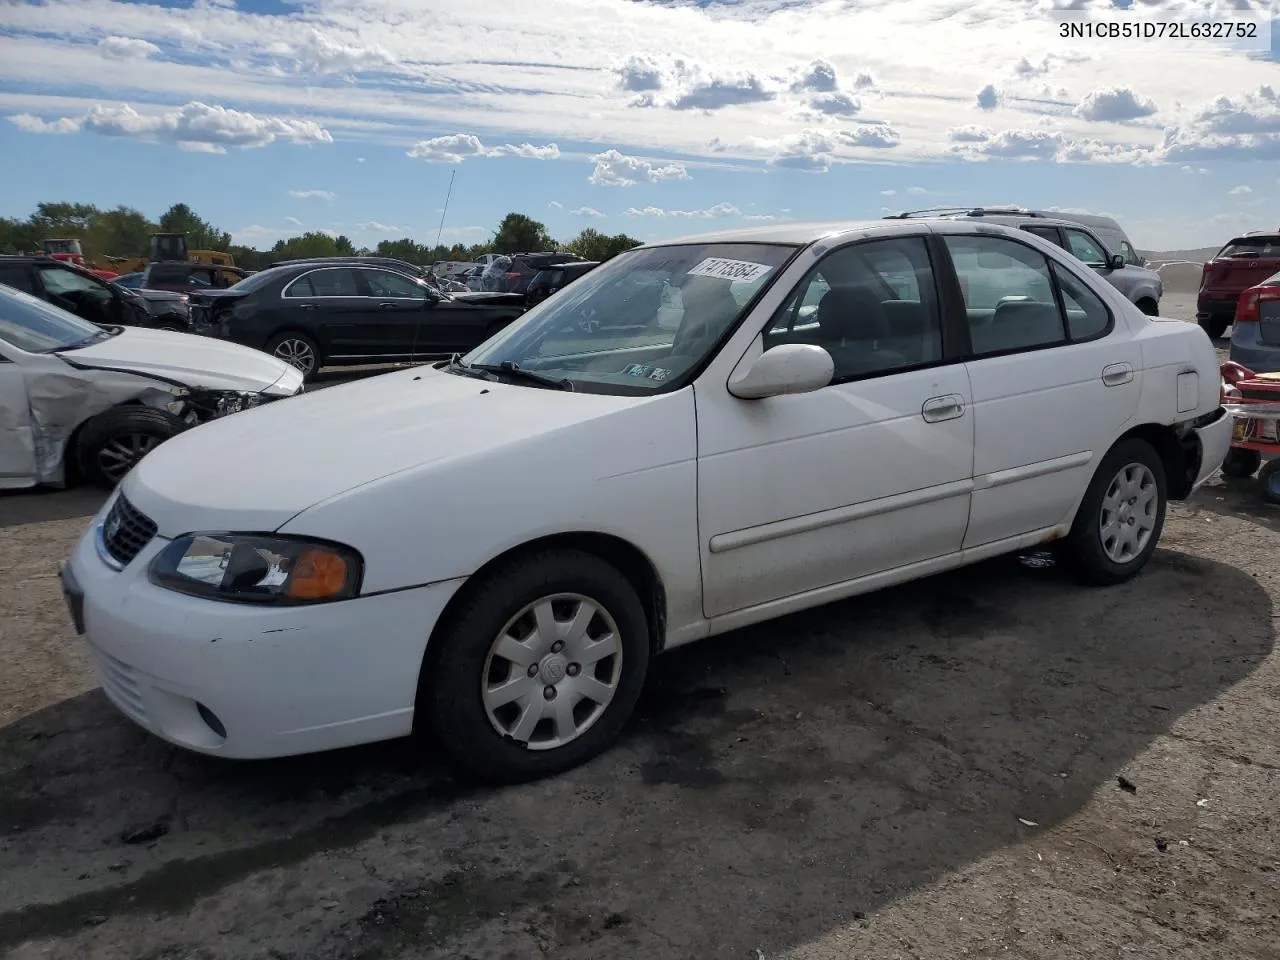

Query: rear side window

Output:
[286, 269, 358, 297]
[0, 265, 35, 293]
[1217, 237, 1280, 259]
[944, 235, 1065, 353]
[1064, 229, 1109, 266]
[1023, 225, 1062, 246]
[149, 264, 188, 281]
[1051, 262, 1111, 340]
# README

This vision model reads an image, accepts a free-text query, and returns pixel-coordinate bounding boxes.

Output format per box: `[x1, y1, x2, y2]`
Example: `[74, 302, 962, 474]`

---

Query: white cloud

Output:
[881, 189, 896, 196]
[1073, 87, 1158, 123]
[265, 28, 396, 75]
[572, 206, 604, 217]
[357, 221, 405, 232]
[8, 113, 80, 134]
[549, 200, 563, 209]
[588, 148, 690, 186]
[948, 125, 991, 143]
[976, 84, 1000, 111]
[624, 202, 744, 218]
[614, 56, 776, 111]
[289, 189, 336, 200]
[905, 186, 927, 195]
[1228, 185, 1252, 195]
[98, 36, 160, 60]
[407, 133, 559, 163]
[284, 216, 303, 226]
[14, 100, 332, 152]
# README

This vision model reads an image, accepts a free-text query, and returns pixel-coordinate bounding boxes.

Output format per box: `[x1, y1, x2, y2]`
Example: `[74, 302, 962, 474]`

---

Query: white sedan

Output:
[61, 219, 1230, 782]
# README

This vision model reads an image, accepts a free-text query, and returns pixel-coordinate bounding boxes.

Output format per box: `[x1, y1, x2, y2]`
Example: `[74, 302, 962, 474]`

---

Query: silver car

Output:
[887, 208, 1164, 315]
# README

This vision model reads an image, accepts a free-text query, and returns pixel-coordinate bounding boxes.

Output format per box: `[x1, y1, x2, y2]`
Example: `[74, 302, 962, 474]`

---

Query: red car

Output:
[1197, 231, 1280, 339]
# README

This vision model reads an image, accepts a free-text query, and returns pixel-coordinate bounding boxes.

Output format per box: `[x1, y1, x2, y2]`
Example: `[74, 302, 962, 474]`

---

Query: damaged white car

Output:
[0, 284, 304, 490]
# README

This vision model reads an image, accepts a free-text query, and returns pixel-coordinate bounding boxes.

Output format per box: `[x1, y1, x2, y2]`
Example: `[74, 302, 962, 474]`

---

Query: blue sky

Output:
[1, 0, 1278, 252]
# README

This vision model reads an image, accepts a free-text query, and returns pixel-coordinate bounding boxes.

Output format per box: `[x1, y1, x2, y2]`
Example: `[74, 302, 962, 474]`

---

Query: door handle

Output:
[1101, 362, 1133, 387]
[299, 303, 316, 311]
[378, 302, 397, 310]
[922, 394, 965, 422]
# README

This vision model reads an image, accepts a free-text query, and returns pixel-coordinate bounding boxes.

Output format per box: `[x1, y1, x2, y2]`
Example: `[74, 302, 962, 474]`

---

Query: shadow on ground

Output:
[0, 488, 107, 530]
[1189, 476, 1280, 534]
[0, 548, 1272, 959]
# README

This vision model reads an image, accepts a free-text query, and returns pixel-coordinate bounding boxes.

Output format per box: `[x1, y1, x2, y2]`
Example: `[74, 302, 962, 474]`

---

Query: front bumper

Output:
[64, 514, 463, 759]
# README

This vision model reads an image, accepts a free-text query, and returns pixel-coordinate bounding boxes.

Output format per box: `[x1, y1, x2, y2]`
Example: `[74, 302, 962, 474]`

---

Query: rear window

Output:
[1217, 237, 1280, 259]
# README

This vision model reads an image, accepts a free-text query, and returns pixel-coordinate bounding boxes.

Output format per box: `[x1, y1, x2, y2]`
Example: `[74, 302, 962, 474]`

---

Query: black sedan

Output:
[187, 262, 527, 379]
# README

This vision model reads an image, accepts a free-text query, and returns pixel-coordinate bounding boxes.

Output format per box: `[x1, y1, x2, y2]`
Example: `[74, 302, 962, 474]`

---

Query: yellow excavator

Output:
[106, 233, 236, 274]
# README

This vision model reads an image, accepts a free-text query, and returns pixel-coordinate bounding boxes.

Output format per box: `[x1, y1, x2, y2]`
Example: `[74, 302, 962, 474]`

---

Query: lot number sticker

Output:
[687, 257, 773, 283]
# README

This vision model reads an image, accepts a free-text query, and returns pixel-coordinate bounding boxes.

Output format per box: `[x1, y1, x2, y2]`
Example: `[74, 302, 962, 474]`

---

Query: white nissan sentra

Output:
[61, 219, 1230, 782]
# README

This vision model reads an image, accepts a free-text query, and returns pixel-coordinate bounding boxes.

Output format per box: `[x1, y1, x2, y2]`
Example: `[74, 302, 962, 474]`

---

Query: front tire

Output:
[420, 548, 651, 784]
[75, 406, 189, 489]
[1221, 447, 1262, 479]
[1059, 438, 1167, 586]
[1258, 458, 1280, 505]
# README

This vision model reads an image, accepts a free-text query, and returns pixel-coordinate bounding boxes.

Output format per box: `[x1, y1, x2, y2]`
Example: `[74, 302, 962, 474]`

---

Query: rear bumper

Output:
[1229, 323, 1280, 374]
[1191, 407, 1232, 488]
[1196, 297, 1237, 321]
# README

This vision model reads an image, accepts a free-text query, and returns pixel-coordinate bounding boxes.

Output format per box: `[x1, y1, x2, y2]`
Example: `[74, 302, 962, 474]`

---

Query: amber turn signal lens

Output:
[286, 548, 350, 599]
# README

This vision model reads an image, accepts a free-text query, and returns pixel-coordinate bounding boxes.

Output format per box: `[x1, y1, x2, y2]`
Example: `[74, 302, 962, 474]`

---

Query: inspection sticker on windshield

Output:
[686, 257, 773, 283]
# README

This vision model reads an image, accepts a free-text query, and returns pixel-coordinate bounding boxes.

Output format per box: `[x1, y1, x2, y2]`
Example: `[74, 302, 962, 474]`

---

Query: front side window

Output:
[944, 235, 1066, 354]
[1023, 225, 1062, 246]
[765, 236, 943, 381]
[1064, 229, 1109, 267]
[1120, 241, 1141, 266]
[362, 269, 429, 299]
[462, 242, 795, 394]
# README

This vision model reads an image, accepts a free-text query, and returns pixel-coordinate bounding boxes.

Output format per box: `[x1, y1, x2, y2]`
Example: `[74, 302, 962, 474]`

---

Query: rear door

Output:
[0, 341, 37, 487]
[0, 263, 37, 294]
[280, 267, 372, 359]
[34, 264, 123, 326]
[938, 228, 1140, 546]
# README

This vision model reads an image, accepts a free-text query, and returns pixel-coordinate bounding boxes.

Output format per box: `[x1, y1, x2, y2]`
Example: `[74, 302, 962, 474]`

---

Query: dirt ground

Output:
[2, 293, 1277, 960]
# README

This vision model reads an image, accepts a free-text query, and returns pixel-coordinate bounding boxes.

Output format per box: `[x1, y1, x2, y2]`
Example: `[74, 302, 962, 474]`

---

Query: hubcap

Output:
[273, 339, 316, 374]
[1099, 462, 1158, 563]
[97, 433, 161, 483]
[481, 593, 623, 750]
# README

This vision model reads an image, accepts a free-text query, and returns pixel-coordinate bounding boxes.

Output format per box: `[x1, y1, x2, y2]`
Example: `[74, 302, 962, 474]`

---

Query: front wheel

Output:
[420, 548, 651, 784]
[1059, 438, 1167, 586]
[75, 405, 189, 489]
[266, 331, 322, 380]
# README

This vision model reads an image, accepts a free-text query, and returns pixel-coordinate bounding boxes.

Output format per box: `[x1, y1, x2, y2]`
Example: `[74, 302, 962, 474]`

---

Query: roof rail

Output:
[882, 205, 1041, 220]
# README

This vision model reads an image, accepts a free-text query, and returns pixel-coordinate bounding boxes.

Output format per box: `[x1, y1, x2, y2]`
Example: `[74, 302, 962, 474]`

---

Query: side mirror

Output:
[728, 343, 834, 400]
[1108, 253, 1125, 270]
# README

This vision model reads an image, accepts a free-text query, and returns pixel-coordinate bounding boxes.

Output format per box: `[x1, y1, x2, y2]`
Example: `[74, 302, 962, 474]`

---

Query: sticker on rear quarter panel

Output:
[686, 258, 773, 283]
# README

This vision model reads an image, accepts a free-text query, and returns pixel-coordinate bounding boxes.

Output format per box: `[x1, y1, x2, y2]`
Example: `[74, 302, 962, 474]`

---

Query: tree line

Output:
[0, 203, 643, 272]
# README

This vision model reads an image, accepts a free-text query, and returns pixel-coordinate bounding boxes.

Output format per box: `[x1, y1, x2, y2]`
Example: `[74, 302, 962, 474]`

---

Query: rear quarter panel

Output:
[1134, 318, 1220, 420]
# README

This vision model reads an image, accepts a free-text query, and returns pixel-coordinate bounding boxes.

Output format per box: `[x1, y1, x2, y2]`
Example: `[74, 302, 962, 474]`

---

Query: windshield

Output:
[461, 242, 795, 394]
[0, 284, 107, 353]
[227, 267, 286, 293]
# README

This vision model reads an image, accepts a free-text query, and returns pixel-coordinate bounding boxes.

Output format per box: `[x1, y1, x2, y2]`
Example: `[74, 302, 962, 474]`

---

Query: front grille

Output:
[101, 495, 157, 567]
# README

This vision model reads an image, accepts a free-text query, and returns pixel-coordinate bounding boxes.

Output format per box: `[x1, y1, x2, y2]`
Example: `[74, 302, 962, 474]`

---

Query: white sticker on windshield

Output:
[686, 257, 773, 283]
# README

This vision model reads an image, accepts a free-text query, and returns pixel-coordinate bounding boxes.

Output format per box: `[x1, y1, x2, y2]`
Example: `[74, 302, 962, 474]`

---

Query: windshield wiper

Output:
[469, 360, 574, 391]
[56, 330, 112, 351]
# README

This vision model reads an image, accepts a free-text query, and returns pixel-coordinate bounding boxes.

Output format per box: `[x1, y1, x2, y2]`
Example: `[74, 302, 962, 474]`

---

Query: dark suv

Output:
[481, 252, 585, 295]
[525, 260, 600, 305]
[142, 261, 250, 293]
[0, 256, 190, 331]
[1197, 232, 1280, 339]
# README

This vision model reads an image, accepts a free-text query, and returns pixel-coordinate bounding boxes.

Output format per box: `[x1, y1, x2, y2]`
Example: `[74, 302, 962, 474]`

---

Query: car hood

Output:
[131, 288, 186, 302]
[448, 291, 525, 308]
[56, 326, 300, 395]
[123, 364, 648, 536]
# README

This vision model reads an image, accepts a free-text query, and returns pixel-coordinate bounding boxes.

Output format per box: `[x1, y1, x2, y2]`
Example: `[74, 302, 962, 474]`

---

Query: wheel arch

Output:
[1114, 421, 1199, 500]
[421, 531, 669, 678]
[1134, 296, 1159, 316]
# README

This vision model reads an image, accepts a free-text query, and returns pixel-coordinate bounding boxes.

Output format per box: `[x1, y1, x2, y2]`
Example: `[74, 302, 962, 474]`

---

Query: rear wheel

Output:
[1258, 458, 1280, 505]
[1221, 447, 1262, 479]
[266, 331, 322, 379]
[75, 406, 189, 489]
[420, 548, 650, 784]
[1199, 315, 1230, 339]
[1059, 438, 1167, 586]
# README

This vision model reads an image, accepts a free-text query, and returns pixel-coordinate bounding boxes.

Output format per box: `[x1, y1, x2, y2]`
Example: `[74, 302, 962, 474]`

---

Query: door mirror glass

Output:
[1108, 253, 1126, 270]
[728, 343, 834, 399]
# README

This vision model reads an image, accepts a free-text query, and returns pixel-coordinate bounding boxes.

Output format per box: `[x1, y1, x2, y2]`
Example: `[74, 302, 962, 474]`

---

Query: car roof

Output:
[642, 219, 947, 247]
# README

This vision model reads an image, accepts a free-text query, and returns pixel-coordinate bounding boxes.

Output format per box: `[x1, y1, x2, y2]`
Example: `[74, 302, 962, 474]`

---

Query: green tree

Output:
[375, 237, 430, 263]
[157, 203, 231, 252]
[566, 228, 642, 262]
[86, 206, 154, 260]
[491, 212, 554, 254]
[268, 231, 357, 261]
[0, 216, 40, 254]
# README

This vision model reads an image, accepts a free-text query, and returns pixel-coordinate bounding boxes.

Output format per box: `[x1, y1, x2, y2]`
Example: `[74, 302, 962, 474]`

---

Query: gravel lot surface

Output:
[1, 292, 1276, 960]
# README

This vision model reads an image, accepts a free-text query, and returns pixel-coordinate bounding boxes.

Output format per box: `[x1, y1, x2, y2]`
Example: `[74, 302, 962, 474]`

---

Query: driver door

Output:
[0, 346, 37, 488]
[35, 264, 121, 326]
[695, 235, 975, 619]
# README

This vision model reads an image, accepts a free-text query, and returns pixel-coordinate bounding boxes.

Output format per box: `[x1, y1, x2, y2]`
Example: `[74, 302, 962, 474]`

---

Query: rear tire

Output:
[1258, 458, 1280, 505]
[76, 405, 189, 489]
[419, 548, 650, 784]
[1059, 438, 1167, 586]
[1221, 447, 1262, 479]
[1199, 316, 1230, 339]
[265, 331, 322, 380]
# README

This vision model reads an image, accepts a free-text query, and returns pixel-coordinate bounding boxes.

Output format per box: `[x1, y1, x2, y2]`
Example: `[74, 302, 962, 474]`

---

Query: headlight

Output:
[148, 534, 363, 605]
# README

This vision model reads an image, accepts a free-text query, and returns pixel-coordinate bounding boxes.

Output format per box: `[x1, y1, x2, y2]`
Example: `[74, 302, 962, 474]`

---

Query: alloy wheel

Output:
[96, 433, 162, 484]
[273, 338, 316, 374]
